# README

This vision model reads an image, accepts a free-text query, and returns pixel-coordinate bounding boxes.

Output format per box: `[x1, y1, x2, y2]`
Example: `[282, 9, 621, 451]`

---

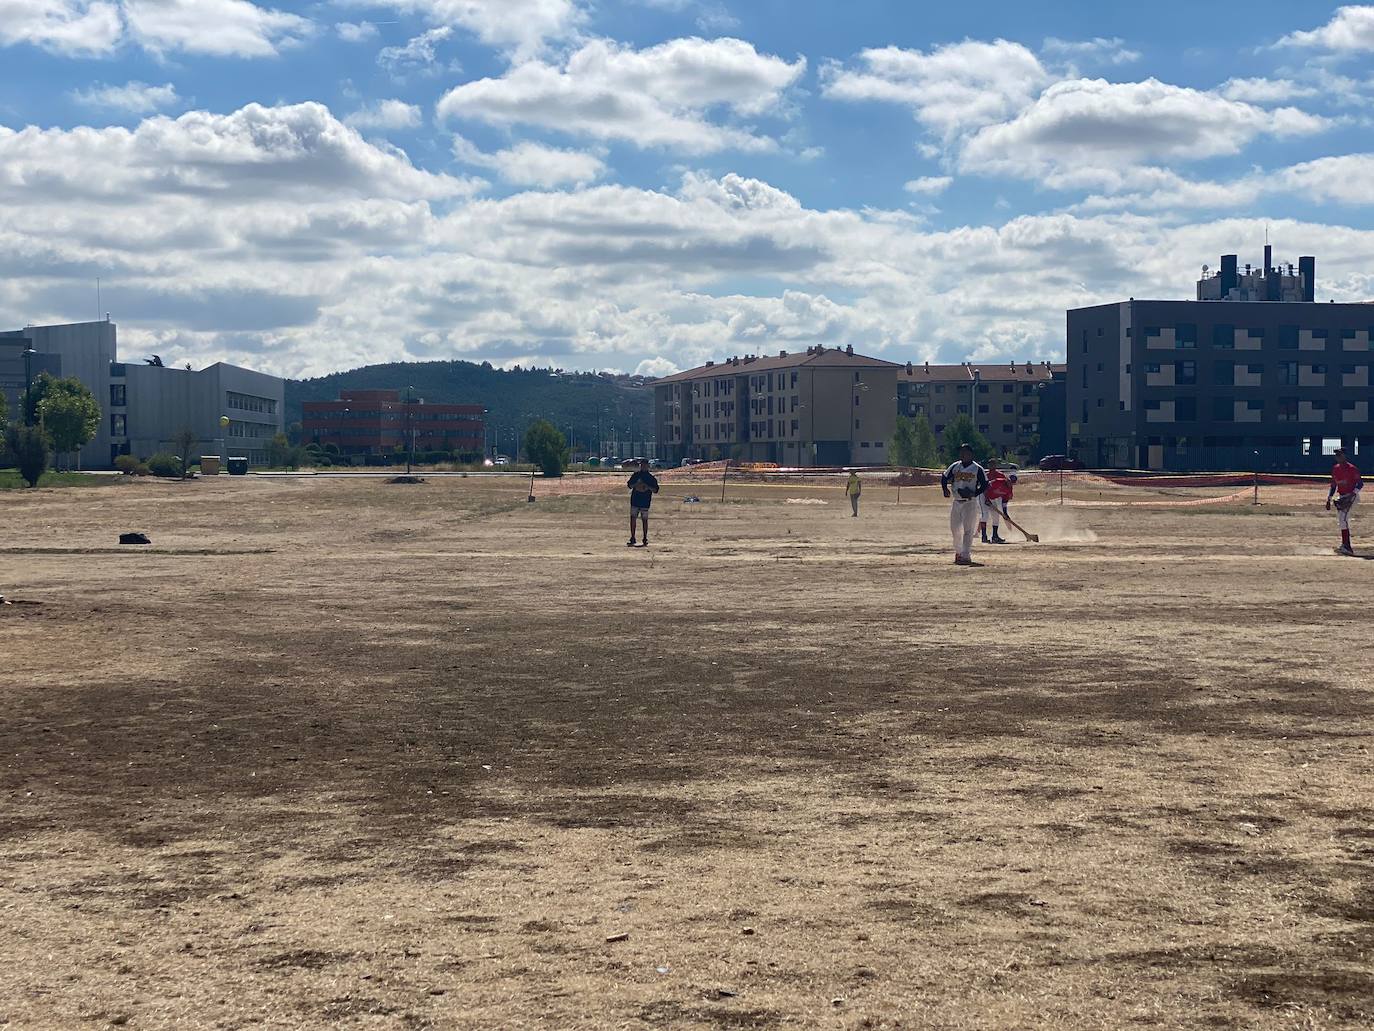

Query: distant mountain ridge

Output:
[285, 360, 655, 454]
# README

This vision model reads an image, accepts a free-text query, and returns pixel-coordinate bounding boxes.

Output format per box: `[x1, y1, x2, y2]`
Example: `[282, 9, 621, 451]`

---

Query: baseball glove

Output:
[1335, 493, 1357, 512]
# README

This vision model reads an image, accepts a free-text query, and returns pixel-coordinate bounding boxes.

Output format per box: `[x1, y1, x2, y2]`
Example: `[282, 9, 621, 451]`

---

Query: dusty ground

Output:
[1, 471, 1371, 1030]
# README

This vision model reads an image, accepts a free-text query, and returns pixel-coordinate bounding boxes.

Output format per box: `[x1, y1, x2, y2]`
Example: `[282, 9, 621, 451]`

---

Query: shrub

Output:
[4, 424, 50, 487]
[146, 452, 181, 478]
[114, 454, 141, 475]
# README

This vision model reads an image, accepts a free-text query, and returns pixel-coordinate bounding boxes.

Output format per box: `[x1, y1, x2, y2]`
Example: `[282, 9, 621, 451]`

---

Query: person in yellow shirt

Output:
[844, 469, 862, 517]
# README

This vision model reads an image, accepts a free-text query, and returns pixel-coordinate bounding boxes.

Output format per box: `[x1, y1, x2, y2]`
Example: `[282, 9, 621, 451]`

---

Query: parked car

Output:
[680, 457, 706, 467]
[1038, 455, 1084, 471]
[493, 455, 510, 466]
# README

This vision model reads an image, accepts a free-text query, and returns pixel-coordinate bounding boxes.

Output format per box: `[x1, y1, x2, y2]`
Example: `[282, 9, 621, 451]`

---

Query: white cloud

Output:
[904, 175, 952, 196]
[122, 0, 312, 58]
[961, 78, 1330, 174]
[378, 25, 454, 74]
[1042, 36, 1141, 66]
[71, 80, 180, 114]
[437, 37, 805, 154]
[337, 21, 378, 42]
[345, 99, 423, 131]
[452, 135, 605, 187]
[821, 40, 1049, 138]
[0, 102, 480, 203]
[362, 0, 584, 57]
[0, 0, 122, 55]
[635, 356, 680, 377]
[1275, 153, 1374, 205]
[1280, 5, 1374, 52]
[1219, 76, 1319, 103]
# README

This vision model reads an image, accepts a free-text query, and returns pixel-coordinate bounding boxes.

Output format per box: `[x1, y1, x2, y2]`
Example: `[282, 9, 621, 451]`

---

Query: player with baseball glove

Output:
[941, 443, 989, 566]
[1326, 446, 1363, 556]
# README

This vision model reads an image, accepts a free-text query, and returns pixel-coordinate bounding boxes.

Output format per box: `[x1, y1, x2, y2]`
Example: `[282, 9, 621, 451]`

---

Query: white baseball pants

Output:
[1338, 491, 1359, 531]
[950, 499, 979, 559]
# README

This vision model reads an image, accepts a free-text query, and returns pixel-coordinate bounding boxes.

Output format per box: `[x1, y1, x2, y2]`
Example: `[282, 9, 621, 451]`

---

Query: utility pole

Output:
[22, 346, 35, 425]
[405, 385, 415, 475]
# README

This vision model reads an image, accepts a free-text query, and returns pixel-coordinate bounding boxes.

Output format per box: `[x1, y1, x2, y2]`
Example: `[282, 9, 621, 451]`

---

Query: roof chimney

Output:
[779, 350, 787, 358]
[924, 360, 929, 372]
[845, 344, 853, 355]
[705, 360, 714, 367]
[905, 361, 913, 374]
[1299, 255, 1316, 302]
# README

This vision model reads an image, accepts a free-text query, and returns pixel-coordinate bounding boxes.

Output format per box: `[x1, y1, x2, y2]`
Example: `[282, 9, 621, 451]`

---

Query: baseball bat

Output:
[996, 506, 1039, 543]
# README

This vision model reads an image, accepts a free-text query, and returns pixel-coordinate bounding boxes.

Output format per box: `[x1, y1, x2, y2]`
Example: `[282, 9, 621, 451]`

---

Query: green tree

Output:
[266, 432, 301, 469]
[911, 414, 939, 467]
[889, 413, 940, 468]
[172, 427, 199, 479]
[523, 418, 569, 477]
[938, 413, 994, 466]
[37, 377, 101, 470]
[0, 384, 7, 426]
[890, 416, 917, 467]
[5, 424, 50, 487]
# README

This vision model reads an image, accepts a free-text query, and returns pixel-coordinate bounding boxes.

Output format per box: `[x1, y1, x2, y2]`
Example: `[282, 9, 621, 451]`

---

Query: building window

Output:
[855, 419, 860, 429]
[933, 385, 944, 394]
[1279, 325, 1299, 350]
[1003, 404, 1013, 413]
[978, 404, 989, 414]
[1096, 399, 1104, 407]
[1212, 324, 1234, 349]
[1246, 400, 1263, 414]
[957, 404, 969, 414]
[934, 404, 945, 414]
[1003, 385, 1013, 393]
[1144, 400, 1161, 412]
[1213, 361, 1234, 385]
[110, 384, 126, 406]
[1176, 324, 1197, 348]
[1003, 424, 1013, 433]
[1096, 363, 1104, 372]
[1277, 398, 1298, 422]
[1175, 397, 1197, 421]
[1213, 397, 1233, 422]
[1176, 360, 1197, 385]
[978, 384, 989, 394]
[110, 414, 126, 436]
[1279, 361, 1299, 385]
[1145, 362, 1161, 374]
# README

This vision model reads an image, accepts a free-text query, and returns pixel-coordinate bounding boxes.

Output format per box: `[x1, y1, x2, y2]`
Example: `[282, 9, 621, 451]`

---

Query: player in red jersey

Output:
[1326, 447, 1363, 556]
[982, 458, 1014, 544]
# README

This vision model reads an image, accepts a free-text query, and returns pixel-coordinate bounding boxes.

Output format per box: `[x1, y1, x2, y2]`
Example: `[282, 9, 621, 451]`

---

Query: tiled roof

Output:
[898, 362, 1063, 383]
[656, 346, 902, 384]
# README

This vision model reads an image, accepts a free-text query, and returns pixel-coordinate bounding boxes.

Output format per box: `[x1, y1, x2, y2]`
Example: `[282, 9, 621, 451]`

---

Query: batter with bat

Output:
[942, 443, 988, 566]
[1327, 446, 1363, 556]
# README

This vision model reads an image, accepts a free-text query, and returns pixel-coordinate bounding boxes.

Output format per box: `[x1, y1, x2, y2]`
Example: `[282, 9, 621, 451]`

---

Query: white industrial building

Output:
[0, 320, 284, 468]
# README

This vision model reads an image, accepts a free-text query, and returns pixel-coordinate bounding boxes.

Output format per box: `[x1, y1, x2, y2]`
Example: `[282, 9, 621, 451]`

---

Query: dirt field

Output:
[2, 471, 1372, 1030]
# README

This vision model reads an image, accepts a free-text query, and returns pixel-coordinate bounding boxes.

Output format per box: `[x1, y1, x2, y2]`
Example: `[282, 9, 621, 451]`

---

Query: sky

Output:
[3, 1, 1374, 379]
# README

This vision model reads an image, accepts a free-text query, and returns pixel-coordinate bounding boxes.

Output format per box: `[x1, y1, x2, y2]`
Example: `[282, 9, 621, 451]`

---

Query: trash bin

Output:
[227, 456, 249, 476]
[200, 456, 221, 476]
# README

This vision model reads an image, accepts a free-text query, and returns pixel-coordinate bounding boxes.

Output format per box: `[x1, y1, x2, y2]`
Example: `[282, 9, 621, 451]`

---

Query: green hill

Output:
[286, 361, 655, 456]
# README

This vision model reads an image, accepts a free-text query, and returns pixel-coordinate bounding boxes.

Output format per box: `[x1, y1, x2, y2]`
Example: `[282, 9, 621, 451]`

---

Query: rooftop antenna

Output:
[96, 277, 100, 323]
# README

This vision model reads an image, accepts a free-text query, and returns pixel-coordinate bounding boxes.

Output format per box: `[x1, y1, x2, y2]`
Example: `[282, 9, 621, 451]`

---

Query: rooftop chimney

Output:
[1221, 254, 1238, 297]
[924, 360, 930, 373]
[845, 344, 853, 355]
[906, 361, 913, 374]
[779, 350, 787, 358]
[705, 360, 714, 367]
[1299, 255, 1316, 302]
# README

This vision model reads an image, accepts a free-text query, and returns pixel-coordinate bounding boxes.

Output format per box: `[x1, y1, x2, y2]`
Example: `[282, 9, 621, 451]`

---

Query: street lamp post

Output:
[22, 346, 35, 425]
[405, 386, 416, 475]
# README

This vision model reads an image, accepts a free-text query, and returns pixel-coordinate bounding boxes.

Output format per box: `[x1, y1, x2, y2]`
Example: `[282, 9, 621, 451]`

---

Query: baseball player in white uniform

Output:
[941, 443, 989, 566]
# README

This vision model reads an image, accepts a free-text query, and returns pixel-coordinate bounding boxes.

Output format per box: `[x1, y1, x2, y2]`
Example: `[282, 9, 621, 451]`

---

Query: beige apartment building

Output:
[654, 345, 900, 466]
[898, 360, 1066, 459]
